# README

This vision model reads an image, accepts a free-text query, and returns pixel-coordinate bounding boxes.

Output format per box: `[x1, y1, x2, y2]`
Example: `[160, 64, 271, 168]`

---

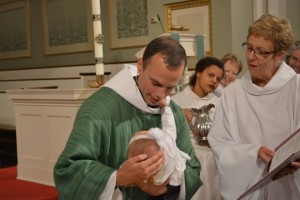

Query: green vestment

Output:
[54, 87, 202, 200]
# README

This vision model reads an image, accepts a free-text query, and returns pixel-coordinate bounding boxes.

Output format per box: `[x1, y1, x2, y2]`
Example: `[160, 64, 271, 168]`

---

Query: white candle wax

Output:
[94, 45, 103, 58]
[93, 20, 102, 35]
[93, 21, 103, 58]
[92, 0, 100, 14]
[96, 63, 104, 75]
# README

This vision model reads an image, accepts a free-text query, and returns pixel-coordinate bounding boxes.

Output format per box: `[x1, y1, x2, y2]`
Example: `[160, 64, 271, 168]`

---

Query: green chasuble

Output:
[54, 87, 202, 200]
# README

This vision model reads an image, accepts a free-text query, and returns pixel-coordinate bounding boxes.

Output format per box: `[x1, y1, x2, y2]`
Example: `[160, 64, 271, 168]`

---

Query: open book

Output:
[237, 128, 300, 200]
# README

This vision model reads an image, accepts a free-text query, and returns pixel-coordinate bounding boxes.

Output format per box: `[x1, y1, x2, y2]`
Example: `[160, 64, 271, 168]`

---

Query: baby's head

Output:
[128, 128, 189, 186]
[127, 131, 161, 159]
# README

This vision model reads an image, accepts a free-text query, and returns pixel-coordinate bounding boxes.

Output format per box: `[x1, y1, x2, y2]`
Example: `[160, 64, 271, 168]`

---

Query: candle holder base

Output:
[96, 74, 105, 86]
[88, 73, 111, 88]
[87, 75, 104, 88]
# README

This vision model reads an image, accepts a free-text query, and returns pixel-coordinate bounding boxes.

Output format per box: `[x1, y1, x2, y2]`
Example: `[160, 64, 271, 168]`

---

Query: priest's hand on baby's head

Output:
[119, 130, 165, 188]
[116, 150, 164, 187]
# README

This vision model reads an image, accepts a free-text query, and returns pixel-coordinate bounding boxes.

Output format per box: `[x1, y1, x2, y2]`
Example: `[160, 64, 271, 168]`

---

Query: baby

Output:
[128, 98, 191, 186]
[127, 128, 190, 186]
[127, 131, 161, 159]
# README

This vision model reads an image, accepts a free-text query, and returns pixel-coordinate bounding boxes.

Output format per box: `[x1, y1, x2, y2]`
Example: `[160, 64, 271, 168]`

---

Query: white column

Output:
[92, 0, 104, 75]
[252, 0, 268, 20]
[268, 0, 286, 18]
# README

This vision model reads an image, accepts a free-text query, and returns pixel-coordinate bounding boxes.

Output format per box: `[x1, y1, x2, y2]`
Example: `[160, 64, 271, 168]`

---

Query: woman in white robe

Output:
[286, 40, 300, 74]
[172, 57, 224, 200]
[208, 14, 300, 200]
[214, 53, 243, 97]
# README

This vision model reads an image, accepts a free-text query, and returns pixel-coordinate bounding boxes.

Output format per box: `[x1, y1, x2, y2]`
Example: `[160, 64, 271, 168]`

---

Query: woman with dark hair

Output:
[171, 56, 224, 200]
[172, 56, 224, 124]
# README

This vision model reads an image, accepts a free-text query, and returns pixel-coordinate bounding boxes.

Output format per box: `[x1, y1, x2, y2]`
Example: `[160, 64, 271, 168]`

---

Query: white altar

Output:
[6, 89, 97, 186]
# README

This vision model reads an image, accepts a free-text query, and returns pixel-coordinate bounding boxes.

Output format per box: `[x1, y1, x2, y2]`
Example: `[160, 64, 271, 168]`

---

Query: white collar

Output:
[241, 62, 296, 95]
[104, 67, 168, 114]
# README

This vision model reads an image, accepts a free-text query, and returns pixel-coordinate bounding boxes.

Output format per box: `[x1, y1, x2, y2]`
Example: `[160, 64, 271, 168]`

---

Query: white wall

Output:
[211, 0, 252, 77]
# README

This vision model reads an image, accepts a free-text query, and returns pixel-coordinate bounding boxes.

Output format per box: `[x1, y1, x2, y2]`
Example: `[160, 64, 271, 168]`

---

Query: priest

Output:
[54, 36, 202, 200]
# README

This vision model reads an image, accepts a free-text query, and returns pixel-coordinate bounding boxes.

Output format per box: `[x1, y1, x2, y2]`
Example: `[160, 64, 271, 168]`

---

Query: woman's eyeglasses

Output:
[242, 42, 275, 60]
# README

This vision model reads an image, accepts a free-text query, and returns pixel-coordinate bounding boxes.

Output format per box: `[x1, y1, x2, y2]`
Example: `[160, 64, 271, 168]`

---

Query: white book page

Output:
[269, 129, 300, 171]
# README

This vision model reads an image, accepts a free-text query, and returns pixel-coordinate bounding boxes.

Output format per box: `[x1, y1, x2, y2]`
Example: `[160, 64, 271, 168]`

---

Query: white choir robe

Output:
[208, 62, 300, 200]
[172, 86, 221, 200]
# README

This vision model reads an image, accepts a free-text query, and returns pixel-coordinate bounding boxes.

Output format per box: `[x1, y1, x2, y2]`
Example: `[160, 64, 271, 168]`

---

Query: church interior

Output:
[0, 0, 299, 199]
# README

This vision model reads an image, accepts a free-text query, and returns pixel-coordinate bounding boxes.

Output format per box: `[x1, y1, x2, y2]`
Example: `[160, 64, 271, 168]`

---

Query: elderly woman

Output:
[214, 53, 243, 97]
[208, 14, 300, 200]
[286, 40, 300, 74]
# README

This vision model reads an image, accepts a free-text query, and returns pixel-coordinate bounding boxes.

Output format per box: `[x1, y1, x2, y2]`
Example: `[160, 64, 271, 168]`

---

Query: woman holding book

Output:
[208, 14, 300, 200]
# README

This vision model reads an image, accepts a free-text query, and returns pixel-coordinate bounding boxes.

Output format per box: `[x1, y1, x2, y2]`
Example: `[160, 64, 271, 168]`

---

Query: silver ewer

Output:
[190, 104, 215, 143]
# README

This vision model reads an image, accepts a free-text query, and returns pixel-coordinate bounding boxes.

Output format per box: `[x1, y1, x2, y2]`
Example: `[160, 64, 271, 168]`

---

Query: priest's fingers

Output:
[116, 151, 164, 186]
[143, 150, 165, 177]
[134, 151, 165, 180]
[258, 146, 274, 164]
[116, 154, 148, 186]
